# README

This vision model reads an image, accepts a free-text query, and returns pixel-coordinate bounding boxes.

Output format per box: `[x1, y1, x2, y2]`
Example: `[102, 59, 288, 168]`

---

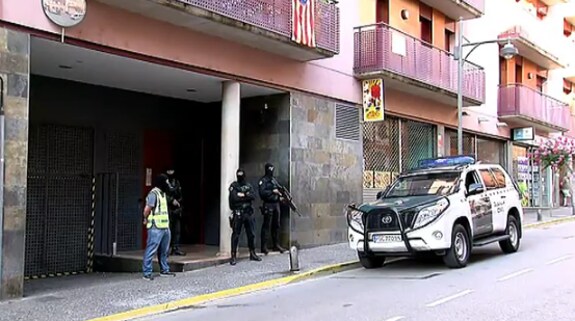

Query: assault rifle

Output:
[272, 179, 302, 217]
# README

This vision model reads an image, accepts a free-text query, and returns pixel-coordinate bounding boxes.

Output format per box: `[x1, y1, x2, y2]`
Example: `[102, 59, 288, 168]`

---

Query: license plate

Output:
[373, 234, 402, 243]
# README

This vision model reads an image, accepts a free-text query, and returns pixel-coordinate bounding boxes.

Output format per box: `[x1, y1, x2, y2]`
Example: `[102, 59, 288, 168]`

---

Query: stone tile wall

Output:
[0, 28, 29, 300]
[290, 92, 362, 247]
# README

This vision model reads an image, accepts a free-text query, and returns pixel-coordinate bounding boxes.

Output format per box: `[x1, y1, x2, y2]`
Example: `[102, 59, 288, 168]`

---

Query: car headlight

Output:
[413, 198, 449, 229]
[346, 208, 364, 234]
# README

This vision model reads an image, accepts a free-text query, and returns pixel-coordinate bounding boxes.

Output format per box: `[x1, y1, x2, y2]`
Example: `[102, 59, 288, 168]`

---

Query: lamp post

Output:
[455, 18, 519, 155]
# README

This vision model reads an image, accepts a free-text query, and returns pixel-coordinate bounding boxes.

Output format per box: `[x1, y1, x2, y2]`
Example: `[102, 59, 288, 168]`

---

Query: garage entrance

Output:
[25, 37, 284, 278]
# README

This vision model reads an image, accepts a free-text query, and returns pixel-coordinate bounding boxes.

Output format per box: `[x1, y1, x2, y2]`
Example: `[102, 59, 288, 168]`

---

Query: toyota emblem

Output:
[381, 215, 393, 224]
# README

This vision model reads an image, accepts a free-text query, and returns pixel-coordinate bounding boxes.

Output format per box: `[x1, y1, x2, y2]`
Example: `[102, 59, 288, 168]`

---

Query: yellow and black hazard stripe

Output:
[25, 270, 86, 280]
[87, 176, 96, 273]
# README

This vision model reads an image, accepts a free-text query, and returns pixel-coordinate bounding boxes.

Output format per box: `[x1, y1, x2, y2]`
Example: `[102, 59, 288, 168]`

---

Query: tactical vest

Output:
[147, 188, 170, 229]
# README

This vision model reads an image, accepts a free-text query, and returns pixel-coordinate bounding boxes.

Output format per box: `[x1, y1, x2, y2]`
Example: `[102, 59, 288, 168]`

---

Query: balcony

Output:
[540, 0, 569, 5]
[353, 23, 485, 107]
[96, 0, 340, 61]
[498, 5, 569, 70]
[420, 0, 484, 20]
[498, 84, 570, 132]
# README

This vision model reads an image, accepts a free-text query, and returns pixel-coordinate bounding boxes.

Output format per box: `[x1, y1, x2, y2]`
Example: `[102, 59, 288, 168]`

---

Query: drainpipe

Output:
[0, 76, 5, 291]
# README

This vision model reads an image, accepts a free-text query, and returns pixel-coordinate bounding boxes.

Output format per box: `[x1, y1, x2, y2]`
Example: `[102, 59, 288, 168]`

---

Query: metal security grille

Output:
[363, 117, 436, 201]
[363, 117, 400, 176]
[447, 129, 476, 157]
[25, 125, 94, 277]
[102, 130, 143, 252]
[335, 104, 360, 141]
[401, 120, 436, 171]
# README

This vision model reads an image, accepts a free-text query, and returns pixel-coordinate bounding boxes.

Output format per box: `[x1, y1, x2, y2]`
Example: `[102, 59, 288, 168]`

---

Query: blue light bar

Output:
[417, 156, 476, 169]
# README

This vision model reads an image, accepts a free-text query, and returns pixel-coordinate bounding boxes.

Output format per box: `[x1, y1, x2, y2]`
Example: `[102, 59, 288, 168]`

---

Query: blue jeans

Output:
[142, 227, 171, 276]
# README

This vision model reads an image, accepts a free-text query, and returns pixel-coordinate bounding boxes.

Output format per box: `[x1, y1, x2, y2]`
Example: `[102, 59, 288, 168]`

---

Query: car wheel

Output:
[499, 215, 520, 254]
[358, 251, 385, 269]
[443, 224, 471, 269]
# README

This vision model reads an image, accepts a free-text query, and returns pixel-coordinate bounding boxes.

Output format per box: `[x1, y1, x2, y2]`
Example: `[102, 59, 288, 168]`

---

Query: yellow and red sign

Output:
[362, 79, 384, 122]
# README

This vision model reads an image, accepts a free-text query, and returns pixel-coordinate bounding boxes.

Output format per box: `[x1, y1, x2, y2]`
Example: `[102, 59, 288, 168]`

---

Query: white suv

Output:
[346, 156, 523, 269]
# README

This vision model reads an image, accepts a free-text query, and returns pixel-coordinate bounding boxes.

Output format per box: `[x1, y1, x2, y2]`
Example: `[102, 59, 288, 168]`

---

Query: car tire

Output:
[443, 224, 471, 269]
[358, 252, 385, 269]
[499, 215, 520, 254]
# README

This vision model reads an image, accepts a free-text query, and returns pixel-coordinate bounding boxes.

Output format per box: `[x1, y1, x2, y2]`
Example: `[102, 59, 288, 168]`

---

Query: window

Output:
[491, 168, 507, 188]
[386, 172, 460, 197]
[465, 170, 481, 191]
[479, 169, 498, 190]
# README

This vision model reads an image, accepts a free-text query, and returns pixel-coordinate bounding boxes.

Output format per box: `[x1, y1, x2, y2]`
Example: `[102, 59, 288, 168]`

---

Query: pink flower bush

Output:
[529, 136, 575, 171]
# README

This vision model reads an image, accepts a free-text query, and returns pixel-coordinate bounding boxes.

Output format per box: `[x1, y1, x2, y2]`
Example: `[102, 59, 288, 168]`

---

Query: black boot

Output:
[230, 252, 237, 265]
[250, 249, 262, 261]
[261, 246, 269, 256]
[273, 244, 286, 253]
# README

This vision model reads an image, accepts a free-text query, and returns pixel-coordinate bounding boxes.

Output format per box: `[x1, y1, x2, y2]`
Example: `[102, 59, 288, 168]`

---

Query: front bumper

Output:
[347, 209, 452, 254]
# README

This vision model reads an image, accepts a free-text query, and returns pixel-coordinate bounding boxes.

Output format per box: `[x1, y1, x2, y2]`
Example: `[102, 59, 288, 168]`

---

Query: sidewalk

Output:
[523, 206, 574, 225]
[1, 209, 573, 321]
[0, 243, 358, 321]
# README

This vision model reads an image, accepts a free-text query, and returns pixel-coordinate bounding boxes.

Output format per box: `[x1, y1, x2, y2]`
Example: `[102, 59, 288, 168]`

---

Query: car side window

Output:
[465, 170, 481, 191]
[491, 168, 507, 189]
[479, 169, 497, 190]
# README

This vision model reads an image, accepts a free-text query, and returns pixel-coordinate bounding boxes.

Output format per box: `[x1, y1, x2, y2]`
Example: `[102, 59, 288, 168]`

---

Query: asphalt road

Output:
[139, 222, 575, 321]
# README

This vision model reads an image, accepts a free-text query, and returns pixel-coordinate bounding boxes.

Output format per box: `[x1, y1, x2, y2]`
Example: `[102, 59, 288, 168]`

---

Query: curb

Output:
[86, 260, 362, 321]
[524, 215, 575, 229]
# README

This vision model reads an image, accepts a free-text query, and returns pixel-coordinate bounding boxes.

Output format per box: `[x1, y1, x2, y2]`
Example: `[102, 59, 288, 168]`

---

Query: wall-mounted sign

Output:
[512, 127, 534, 141]
[362, 79, 384, 122]
[42, 0, 87, 28]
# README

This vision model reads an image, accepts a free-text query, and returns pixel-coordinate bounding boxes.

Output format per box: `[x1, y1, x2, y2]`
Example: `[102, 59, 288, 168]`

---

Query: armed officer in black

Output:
[166, 168, 185, 256]
[229, 168, 262, 265]
[258, 163, 286, 255]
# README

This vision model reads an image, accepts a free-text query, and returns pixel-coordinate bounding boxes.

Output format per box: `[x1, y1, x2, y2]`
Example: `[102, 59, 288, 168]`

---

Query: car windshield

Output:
[385, 172, 460, 197]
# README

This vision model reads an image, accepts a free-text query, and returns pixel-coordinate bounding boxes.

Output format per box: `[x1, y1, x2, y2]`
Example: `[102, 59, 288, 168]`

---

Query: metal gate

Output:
[363, 116, 436, 201]
[94, 172, 119, 256]
[101, 130, 143, 252]
[25, 125, 94, 278]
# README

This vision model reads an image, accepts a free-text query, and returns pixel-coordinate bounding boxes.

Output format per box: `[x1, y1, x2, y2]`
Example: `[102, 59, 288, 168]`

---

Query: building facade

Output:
[1, 0, 574, 301]
[0, 0, 363, 299]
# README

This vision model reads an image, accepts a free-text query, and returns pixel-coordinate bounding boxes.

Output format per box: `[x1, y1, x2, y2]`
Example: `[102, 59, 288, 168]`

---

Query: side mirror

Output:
[376, 191, 383, 199]
[376, 186, 390, 199]
[467, 183, 484, 196]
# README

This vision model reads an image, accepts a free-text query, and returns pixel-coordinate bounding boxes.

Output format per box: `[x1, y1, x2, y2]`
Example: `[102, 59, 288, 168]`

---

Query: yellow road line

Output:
[87, 260, 360, 321]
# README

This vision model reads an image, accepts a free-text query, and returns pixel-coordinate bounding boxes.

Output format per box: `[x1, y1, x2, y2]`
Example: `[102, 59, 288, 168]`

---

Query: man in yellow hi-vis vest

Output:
[142, 174, 176, 280]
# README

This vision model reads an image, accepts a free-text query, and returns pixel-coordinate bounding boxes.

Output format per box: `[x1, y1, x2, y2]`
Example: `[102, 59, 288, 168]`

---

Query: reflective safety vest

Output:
[147, 188, 170, 229]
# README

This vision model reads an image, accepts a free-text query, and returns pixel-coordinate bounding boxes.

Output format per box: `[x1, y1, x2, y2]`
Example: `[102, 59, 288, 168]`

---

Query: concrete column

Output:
[219, 81, 240, 256]
[505, 141, 514, 172]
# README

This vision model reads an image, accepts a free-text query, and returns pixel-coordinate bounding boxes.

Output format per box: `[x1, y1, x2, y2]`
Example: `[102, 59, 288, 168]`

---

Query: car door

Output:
[490, 167, 511, 232]
[465, 169, 494, 238]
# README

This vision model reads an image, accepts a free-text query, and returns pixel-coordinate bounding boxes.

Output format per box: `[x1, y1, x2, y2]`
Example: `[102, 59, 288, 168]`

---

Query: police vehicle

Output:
[346, 156, 523, 269]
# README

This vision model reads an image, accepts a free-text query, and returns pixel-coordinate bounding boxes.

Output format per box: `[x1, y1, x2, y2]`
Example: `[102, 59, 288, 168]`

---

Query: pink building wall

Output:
[0, 0, 509, 139]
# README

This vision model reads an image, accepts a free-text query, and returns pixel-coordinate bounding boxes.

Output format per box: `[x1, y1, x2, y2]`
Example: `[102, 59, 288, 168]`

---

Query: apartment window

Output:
[376, 0, 389, 24]
[564, 79, 573, 95]
[444, 29, 455, 52]
[565, 19, 573, 37]
[536, 75, 546, 92]
[419, 2, 433, 44]
[515, 64, 523, 84]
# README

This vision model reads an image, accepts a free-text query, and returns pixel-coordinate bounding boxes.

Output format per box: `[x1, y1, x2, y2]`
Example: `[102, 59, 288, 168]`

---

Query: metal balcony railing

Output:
[176, 0, 340, 53]
[353, 23, 485, 103]
[498, 83, 570, 130]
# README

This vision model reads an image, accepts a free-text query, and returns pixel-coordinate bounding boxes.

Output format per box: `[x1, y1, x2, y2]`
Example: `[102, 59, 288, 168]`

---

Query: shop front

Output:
[362, 116, 437, 202]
